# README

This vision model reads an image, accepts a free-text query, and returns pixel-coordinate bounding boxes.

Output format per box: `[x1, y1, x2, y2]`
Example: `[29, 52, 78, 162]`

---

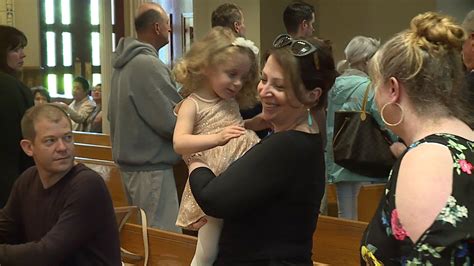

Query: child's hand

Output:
[216, 125, 245, 146]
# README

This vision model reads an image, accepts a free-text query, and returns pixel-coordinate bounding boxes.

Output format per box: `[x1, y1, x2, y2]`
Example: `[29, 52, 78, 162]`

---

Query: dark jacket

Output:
[0, 71, 34, 207]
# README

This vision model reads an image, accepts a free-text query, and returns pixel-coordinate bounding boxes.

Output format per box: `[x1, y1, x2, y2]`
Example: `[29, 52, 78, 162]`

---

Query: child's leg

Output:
[191, 216, 223, 266]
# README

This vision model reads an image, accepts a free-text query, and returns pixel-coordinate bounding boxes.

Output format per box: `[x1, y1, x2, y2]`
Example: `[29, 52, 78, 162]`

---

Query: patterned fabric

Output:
[361, 133, 474, 265]
[175, 93, 260, 228]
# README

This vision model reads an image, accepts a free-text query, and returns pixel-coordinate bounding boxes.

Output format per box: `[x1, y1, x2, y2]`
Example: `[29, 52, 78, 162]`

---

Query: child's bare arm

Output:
[173, 99, 245, 155]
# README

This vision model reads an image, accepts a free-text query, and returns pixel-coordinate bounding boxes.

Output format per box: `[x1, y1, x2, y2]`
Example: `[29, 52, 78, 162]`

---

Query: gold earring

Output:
[380, 102, 404, 127]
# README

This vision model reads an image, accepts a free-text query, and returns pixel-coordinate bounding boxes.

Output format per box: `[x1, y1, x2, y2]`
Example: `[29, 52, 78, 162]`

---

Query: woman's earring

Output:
[307, 108, 313, 126]
[380, 102, 404, 126]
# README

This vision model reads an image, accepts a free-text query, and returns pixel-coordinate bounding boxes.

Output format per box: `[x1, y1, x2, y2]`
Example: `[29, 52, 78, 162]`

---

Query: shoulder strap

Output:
[359, 82, 371, 121]
[115, 206, 149, 266]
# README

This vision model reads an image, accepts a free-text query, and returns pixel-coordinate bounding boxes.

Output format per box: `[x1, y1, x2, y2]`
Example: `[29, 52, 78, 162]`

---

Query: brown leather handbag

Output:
[332, 84, 395, 177]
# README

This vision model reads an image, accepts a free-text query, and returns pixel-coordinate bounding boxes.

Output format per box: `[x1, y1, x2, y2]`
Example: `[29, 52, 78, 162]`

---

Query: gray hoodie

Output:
[109, 37, 182, 171]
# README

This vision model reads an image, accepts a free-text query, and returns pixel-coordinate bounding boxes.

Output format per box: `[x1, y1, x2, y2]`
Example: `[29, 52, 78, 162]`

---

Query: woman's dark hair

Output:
[32, 87, 51, 103]
[0, 25, 27, 76]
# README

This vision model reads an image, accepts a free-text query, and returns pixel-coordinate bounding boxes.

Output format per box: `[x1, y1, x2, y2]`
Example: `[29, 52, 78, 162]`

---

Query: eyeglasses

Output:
[272, 34, 317, 57]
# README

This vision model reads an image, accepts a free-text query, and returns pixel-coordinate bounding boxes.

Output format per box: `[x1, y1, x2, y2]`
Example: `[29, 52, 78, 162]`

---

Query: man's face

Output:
[23, 117, 74, 179]
[236, 11, 246, 37]
[462, 33, 474, 71]
[301, 12, 316, 38]
[72, 82, 87, 102]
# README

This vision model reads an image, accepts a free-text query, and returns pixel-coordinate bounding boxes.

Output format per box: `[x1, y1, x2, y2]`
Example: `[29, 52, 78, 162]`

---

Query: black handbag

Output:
[332, 84, 395, 177]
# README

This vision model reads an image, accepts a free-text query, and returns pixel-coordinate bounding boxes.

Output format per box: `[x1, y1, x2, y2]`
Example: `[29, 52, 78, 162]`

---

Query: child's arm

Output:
[173, 99, 246, 155]
[244, 114, 272, 131]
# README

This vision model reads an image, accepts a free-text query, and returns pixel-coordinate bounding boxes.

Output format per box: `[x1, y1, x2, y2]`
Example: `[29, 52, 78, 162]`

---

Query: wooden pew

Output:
[73, 131, 111, 146]
[326, 184, 338, 217]
[357, 184, 384, 222]
[119, 215, 365, 266]
[74, 143, 113, 161]
[312, 215, 368, 265]
[75, 157, 129, 207]
[120, 223, 197, 266]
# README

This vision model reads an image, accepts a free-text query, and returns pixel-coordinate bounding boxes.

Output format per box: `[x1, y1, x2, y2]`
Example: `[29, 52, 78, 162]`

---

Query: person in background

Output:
[0, 25, 34, 208]
[31, 86, 51, 105]
[325, 36, 400, 220]
[188, 36, 337, 265]
[56, 76, 96, 131]
[0, 103, 121, 265]
[283, 1, 316, 39]
[360, 12, 474, 265]
[109, 2, 183, 232]
[211, 3, 269, 138]
[211, 3, 246, 37]
[86, 83, 102, 132]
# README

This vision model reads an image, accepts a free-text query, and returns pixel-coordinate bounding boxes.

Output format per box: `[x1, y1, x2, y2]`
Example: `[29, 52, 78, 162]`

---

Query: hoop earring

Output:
[380, 102, 404, 127]
[307, 108, 313, 126]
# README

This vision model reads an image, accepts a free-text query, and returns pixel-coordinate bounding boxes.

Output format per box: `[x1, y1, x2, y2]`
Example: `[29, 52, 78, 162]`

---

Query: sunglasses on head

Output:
[272, 34, 317, 57]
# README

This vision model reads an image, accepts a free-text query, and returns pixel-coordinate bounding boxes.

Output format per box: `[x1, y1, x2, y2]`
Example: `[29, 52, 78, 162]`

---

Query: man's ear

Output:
[153, 22, 162, 35]
[20, 139, 34, 157]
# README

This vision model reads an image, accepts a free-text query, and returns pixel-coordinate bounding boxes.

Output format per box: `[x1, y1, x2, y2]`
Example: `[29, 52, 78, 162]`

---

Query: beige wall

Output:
[12, 0, 474, 67]
[194, 0, 261, 49]
[316, 0, 437, 62]
[14, 0, 40, 67]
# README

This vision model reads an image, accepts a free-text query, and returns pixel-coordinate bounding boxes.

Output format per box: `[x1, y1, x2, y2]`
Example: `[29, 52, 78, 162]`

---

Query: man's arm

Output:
[66, 100, 96, 123]
[0, 180, 22, 244]
[0, 172, 116, 265]
[130, 57, 182, 140]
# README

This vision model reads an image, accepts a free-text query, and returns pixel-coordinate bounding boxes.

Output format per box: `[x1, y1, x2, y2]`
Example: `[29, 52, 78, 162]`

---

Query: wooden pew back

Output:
[312, 215, 367, 265]
[75, 157, 128, 207]
[357, 184, 384, 222]
[120, 223, 196, 266]
[74, 143, 113, 161]
[73, 131, 111, 146]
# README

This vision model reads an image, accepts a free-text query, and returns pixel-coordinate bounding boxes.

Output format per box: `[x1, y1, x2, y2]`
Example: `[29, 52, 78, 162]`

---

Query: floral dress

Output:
[360, 133, 474, 265]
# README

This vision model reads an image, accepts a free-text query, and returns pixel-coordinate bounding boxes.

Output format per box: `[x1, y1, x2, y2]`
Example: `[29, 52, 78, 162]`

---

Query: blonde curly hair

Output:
[173, 26, 259, 109]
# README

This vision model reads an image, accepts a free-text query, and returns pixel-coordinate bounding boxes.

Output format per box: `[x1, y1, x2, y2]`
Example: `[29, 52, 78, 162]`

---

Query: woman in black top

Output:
[0, 25, 34, 207]
[189, 36, 337, 265]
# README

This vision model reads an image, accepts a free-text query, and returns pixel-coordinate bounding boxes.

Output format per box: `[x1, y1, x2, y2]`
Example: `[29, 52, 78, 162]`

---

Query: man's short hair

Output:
[283, 1, 315, 34]
[74, 76, 90, 92]
[463, 10, 474, 33]
[21, 104, 71, 141]
[134, 7, 163, 32]
[211, 3, 242, 32]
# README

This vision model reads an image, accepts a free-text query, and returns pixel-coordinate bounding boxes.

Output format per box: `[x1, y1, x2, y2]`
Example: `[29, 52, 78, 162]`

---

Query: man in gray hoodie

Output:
[108, 2, 182, 232]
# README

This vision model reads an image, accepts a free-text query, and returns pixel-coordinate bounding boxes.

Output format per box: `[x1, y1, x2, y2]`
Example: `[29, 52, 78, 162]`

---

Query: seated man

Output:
[0, 104, 120, 265]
